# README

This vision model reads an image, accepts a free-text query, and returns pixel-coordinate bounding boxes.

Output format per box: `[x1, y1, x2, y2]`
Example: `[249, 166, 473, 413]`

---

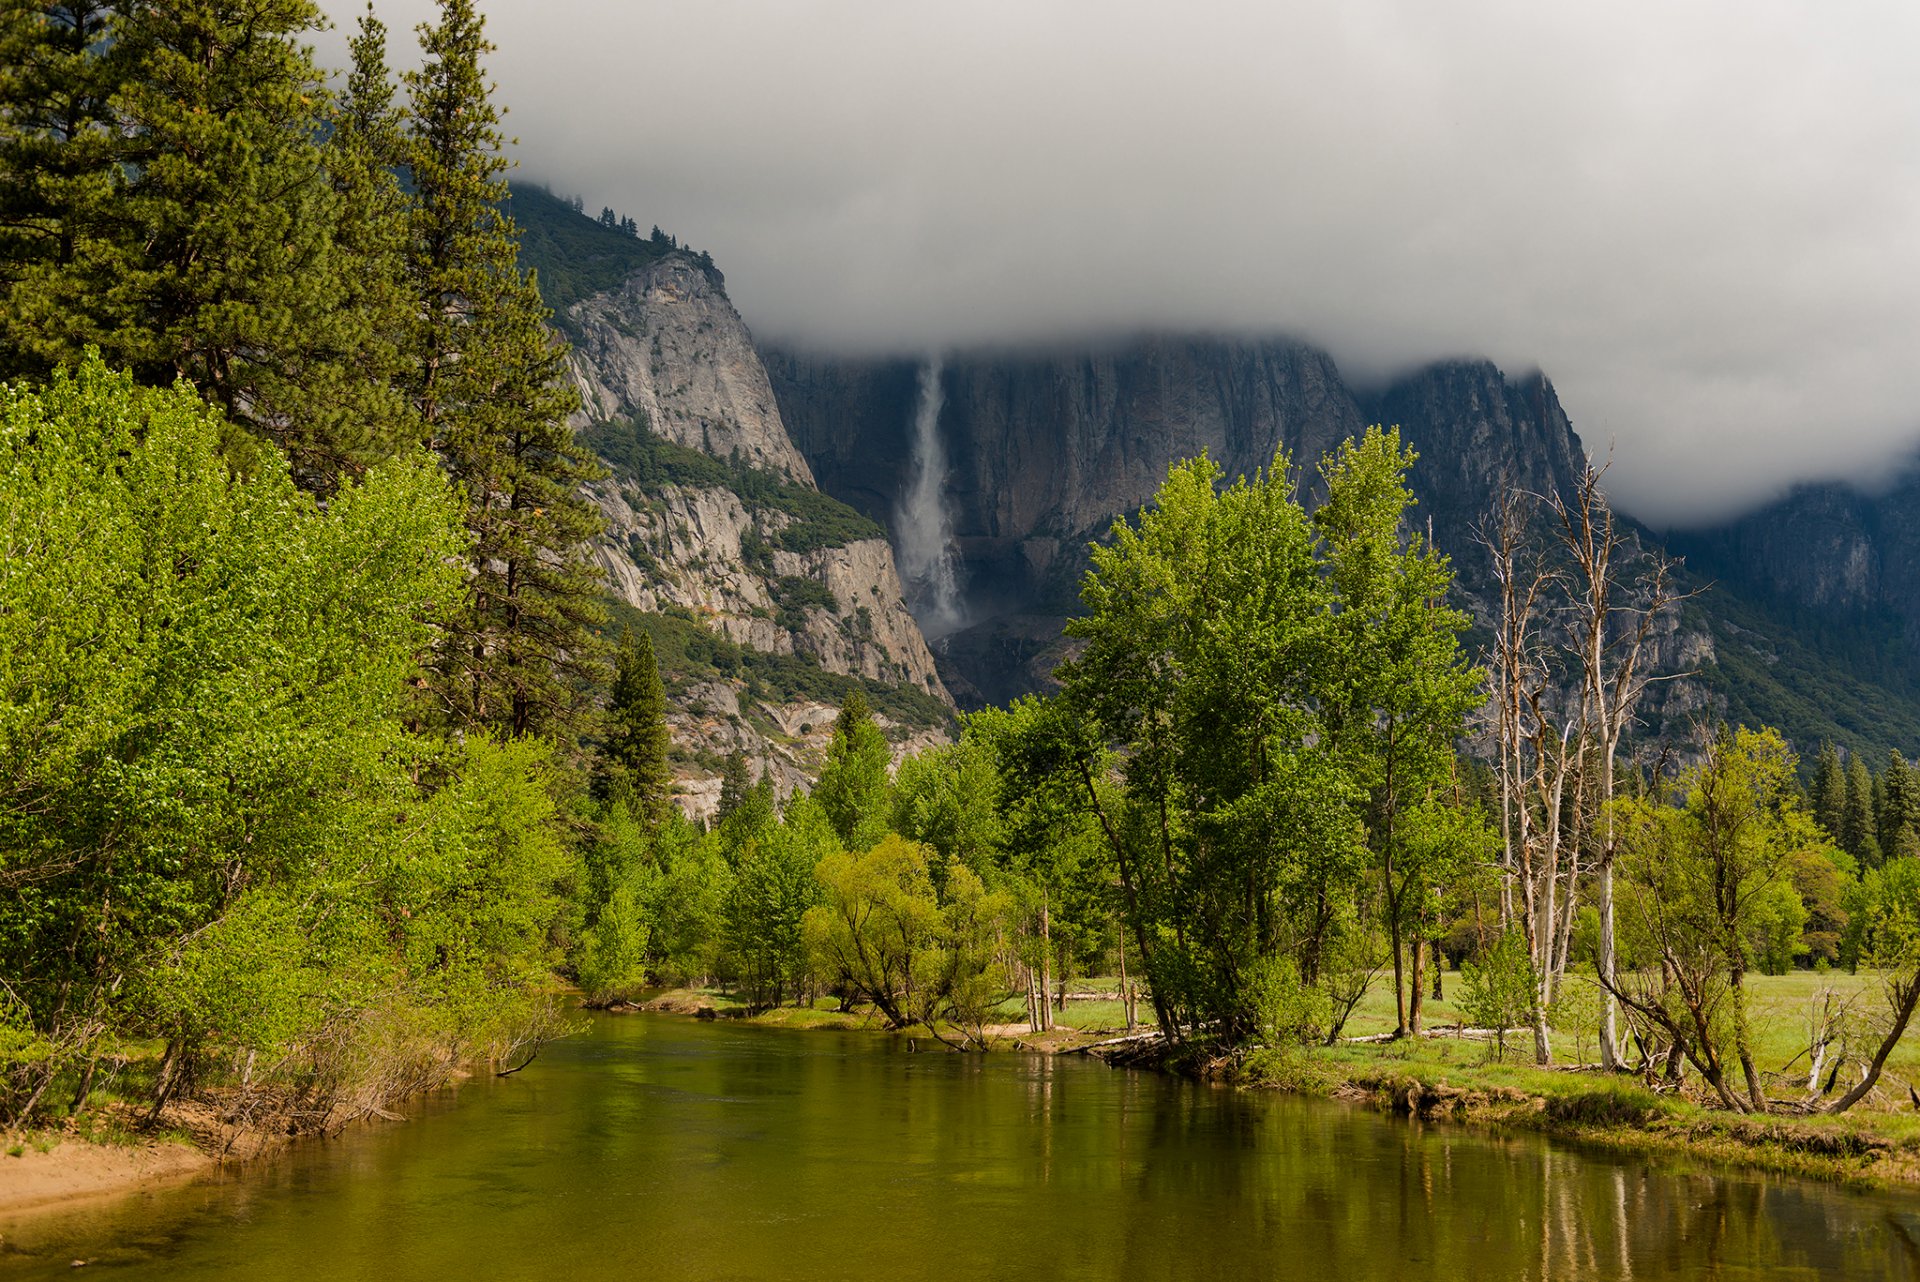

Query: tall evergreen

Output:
[599, 630, 674, 824]
[1843, 754, 1882, 867]
[319, 3, 418, 474]
[401, 0, 607, 740]
[1881, 751, 1917, 860]
[716, 750, 756, 822]
[814, 690, 893, 851]
[0, 2, 117, 332]
[1810, 742, 1847, 843]
[1, 1, 396, 484]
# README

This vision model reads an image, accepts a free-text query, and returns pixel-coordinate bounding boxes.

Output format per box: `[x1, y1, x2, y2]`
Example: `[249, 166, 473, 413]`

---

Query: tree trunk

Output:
[1408, 927, 1426, 1034]
[1597, 854, 1620, 1069]
[1826, 969, 1920, 1113]
[1039, 900, 1054, 1033]
[1386, 850, 1407, 1037]
[1431, 939, 1445, 1000]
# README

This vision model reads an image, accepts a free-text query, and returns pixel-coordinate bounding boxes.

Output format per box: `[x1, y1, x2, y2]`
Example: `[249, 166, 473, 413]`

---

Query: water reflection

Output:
[2, 1016, 1915, 1280]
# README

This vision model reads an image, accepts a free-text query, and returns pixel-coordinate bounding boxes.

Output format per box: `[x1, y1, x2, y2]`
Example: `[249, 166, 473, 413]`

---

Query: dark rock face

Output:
[767, 337, 1591, 705]
[1671, 473, 1920, 629]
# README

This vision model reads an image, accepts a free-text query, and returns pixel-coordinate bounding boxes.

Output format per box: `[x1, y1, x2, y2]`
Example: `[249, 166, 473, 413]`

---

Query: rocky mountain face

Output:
[1670, 473, 1920, 625]
[519, 184, 1920, 778]
[768, 339, 1620, 703]
[546, 242, 953, 814]
[568, 256, 813, 483]
[766, 336, 1920, 759]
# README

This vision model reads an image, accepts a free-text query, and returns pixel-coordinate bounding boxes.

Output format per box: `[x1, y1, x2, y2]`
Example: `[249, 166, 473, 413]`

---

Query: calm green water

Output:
[4, 1014, 1918, 1279]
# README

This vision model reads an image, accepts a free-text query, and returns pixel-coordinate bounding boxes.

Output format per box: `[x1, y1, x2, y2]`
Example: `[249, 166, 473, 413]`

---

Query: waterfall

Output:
[895, 357, 966, 638]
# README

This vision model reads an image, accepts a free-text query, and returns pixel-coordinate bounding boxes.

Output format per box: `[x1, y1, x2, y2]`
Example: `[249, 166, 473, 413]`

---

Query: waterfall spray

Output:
[895, 357, 965, 637]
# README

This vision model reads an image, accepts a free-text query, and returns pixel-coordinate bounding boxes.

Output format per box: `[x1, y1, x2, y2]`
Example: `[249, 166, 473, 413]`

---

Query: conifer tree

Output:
[319, 3, 418, 474]
[1811, 742, 1847, 842]
[1881, 751, 1917, 859]
[814, 690, 893, 851]
[402, 0, 607, 740]
[716, 751, 756, 822]
[1, 1, 396, 484]
[0, 2, 117, 343]
[1844, 754, 1881, 867]
[599, 630, 674, 823]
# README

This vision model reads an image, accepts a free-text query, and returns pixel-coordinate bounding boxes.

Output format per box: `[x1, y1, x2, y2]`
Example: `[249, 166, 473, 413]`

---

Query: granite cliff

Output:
[766, 338, 1920, 758]
[514, 187, 953, 815]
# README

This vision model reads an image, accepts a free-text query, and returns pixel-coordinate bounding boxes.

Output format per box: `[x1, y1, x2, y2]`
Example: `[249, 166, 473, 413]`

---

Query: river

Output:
[3, 1014, 1917, 1279]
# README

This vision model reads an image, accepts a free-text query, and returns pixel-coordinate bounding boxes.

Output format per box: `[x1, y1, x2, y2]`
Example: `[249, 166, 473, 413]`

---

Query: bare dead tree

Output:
[1477, 485, 1586, 1064]
[1547, 460, 1693, 1070]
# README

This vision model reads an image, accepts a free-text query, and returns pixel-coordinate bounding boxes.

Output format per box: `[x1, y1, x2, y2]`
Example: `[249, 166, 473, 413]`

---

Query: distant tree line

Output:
[573, 432, 1920, 1119]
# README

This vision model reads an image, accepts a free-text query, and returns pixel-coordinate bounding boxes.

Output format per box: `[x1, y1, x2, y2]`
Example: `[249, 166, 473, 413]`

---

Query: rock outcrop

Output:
[568, 256, 814, 482]
[560, 253, 952, 815]
[767, 339, 1608, 699]
[769, 331, 1920, 757]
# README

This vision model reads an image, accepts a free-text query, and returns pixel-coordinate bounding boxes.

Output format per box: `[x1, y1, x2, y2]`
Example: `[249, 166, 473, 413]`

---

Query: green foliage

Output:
[805, 835, 941, 1028]
[598, 630, 674, 823]
[0, 0, 415, 483]
[582, 413, 732, 491]
[602, 600, 952, 731]
[1614, 726, 1826, 1110]
[724, 795, 833, 1009]
[814, 692, 893, 851]
[402, 0, 607, 742]
[1245, 956, 1333, 1047]
[0, 358, 568, 1121]
[586, 411, 884, 552]
[506, 182, 700, 323]
[1056, 432, 1482, 1044]
[1460, 932, 1537, 1060]
[771, 575, 837, 630]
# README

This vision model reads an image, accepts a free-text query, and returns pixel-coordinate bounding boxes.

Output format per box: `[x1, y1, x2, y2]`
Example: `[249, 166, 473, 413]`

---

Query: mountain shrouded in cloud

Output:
[320, 0, 1920, 524]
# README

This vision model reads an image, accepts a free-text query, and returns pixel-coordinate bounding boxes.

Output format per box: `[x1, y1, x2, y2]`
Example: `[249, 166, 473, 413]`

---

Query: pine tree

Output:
[317, 3, 419, 477]
[814, 690, 893, 851]
[599, 630, 674, 823]
[1844, 754, 1882, 867]
[402, 0, 607, 741]
[1882, 751, 1917, 859]
[1811, 742, 1847, 843]
[717, 751, 756, 822]
[1, 1, 399, 483]
[0, 2, 117, 354]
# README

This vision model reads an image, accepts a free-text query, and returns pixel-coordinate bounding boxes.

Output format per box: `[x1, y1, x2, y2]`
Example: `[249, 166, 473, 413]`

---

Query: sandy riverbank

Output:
[0, 1137, 212, 1216]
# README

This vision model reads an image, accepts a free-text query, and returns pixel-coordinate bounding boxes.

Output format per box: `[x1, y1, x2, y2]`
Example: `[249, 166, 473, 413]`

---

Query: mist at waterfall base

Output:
[892, 359, 967, 640]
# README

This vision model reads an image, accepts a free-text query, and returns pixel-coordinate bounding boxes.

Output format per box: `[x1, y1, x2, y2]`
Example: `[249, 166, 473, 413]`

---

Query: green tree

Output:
[319, 2, 419, 475]
[1880, 751, 1918, 859]
[716, 749, 756, 822]
[402, 0, 607, 740]
[1059, 449, 1364, 1042]
[1313, 426, 1484, 1036]
[0, 357, 570, 1123]
[805, 835, 941, 1028]
[0, 3, 117, 318]
[1844, 753, 1881, 866]
[724, 794, 834, 1009]
[1811, 741, 1847, 843]
[1609, 726, 1819, 1112]
[813, 690, 893, 850]
[598, 630, 674, 823]
[1, 1, 403, 484]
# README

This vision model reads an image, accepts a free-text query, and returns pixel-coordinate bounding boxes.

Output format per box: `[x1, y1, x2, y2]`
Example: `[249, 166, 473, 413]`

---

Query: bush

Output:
[1460, 931, 1537, 1061]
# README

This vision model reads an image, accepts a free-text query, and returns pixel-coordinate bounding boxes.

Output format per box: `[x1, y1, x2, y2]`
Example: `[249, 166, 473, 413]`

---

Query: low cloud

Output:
[322, 0, 1920, 525]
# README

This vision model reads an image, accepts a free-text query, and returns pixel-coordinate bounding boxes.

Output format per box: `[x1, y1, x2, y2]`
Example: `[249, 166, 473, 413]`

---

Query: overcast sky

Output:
[319, 1, 1920, 526]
